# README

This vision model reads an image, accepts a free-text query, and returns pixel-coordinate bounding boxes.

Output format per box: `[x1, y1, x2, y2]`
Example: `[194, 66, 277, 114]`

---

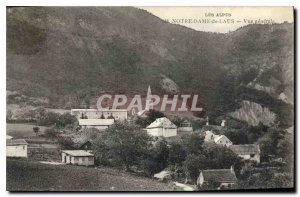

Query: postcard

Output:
[6, 6, 294, 191]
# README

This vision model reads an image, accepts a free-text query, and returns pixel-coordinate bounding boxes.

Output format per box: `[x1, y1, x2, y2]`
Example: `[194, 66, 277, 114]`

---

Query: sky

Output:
[139, 7, 294, 33]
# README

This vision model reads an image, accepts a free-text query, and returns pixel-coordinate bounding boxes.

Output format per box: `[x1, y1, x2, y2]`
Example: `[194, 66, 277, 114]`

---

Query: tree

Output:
[107, 113, 115, 119]
[183, 154, 206, 184]
[247, 124, 266, 143]
[135, 116, 149, 128]
[169, 142, 186, 167]
[140, 158, 161, 177]
[135, 110, 165, 128]
[36, 111, 60, 126]
[58, 136, 75, 150]
[139, 139, 169, 177]
[153, 139, 169, 169]
[238, 167, 293, 189]
[57, 113, 77, 127]
[171, 116, 183, 127]
[33, 126, 40, 135]
[257, 127, 287, 162]
[147, 110, 165, 123]
[44, 127, 60, 139]
[219, 127, 249, 145]
[181, 133, 204, 155]
[93, 121, 153, 171]
[6, 109, 13, 122]
[203, 144, 244, 175]
[190, 119, 206, 131]
[80, 112, 85, 119]
[100, 113, 105, 119]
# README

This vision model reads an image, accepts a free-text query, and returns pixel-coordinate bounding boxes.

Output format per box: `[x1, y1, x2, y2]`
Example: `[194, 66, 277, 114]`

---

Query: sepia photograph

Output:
[6, 6, 295, 192]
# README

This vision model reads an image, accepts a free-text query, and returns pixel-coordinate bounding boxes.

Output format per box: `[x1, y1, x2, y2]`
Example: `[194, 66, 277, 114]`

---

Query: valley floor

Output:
[7, 159, 173, 191]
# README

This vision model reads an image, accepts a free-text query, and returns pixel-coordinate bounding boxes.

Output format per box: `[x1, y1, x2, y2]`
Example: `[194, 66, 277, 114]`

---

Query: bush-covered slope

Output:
[6, 7, 294, 127]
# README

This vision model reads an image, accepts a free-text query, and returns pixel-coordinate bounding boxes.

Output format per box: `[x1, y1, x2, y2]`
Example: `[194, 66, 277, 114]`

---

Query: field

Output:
[7, 159, 172, 191]
[7, 123, 60, 161]
[6, 123, 49, 138]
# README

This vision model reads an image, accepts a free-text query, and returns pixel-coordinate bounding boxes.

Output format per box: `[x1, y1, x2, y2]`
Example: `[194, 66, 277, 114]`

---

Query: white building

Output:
[197, 166, 237, 190]
[6, 135, 13, 140]
[6, 139, 28, 158]
[146, 117, 177, 137]
[221, 120, 226, 127]
[78, 119, 114, 130]
[61, 150, 94, 166]
[229, 144, 261, 163]
[178, 120, 193, 132]
[204, 131, 232, 147]
[214, 135, 232, 147]
[204, 130, 216, 142]
[71, 109, 128, 120]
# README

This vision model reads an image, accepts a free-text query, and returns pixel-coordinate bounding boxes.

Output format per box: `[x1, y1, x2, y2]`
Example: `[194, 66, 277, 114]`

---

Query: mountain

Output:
[6, 7, 294, 128]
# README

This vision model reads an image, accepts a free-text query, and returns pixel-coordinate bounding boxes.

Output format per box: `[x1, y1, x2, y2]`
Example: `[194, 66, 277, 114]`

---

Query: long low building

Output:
[78, 119, 115, 130]
[197, 167, 237, 190]
[71, 109, 128, 120]
[229, 144, 261, 163]
[7, 139, 28, 158]
[61, 150, 94, 166]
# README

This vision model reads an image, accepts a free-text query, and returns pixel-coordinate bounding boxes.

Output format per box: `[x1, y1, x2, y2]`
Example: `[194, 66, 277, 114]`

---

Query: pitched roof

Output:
[182, 120, 191, 124]
[201, 169, 237, 183]
[137, 109, 146, 116]
[154, 170, 171, 179]
[229, 144, 260, 155]
[214, 135, 231, 143]
[204, 130, 214, 135]
[61, 150, 94, 157]
[73, 140, 93, 149]
[7, 139, 28, 146]
[146, 117, 177, 129]
[78, 119, 114, 126]
[6, 135, 13, 140]
[204, 131, 231, 144]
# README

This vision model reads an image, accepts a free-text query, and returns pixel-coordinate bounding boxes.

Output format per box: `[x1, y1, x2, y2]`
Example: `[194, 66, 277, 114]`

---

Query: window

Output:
[23, 146, 25, 150]
[75, 157, 79, 162]
[88, 157, 93, 161]
[250, 154, 255, 158]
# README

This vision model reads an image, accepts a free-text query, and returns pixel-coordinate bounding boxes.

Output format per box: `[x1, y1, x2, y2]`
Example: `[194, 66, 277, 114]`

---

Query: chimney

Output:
[230, 165, 234, 174]
[221, 120, 226, 127]
[206, 116, 209, 126]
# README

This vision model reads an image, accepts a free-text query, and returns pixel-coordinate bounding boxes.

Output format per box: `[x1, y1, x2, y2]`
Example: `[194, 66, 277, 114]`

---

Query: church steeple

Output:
[147, 85, 152, 96]
[146, 85, 154, 110]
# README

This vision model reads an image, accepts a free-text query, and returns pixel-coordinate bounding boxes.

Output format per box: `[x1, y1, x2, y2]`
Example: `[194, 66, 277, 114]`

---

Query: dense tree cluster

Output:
[92, 119, 293, 189]
[93, 122, 243, 184]
[135, 110, 165, 128]
[20, 108, 77, 127]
